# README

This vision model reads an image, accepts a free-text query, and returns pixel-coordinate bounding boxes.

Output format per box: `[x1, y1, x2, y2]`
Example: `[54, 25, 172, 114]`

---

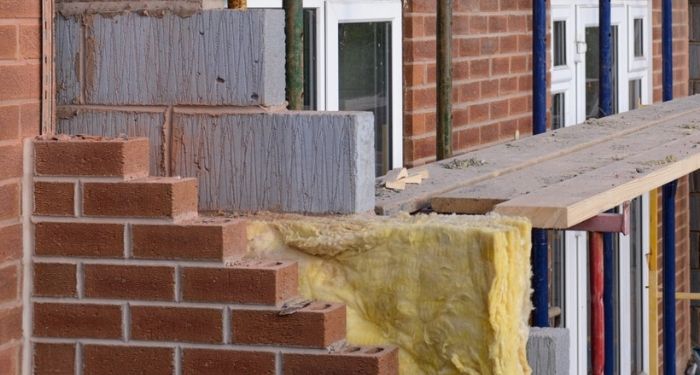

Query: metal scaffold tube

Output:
[531, 228, 548, 327]
[603, 232, 614, 375]
[662, 0, 673, 102]
[436, 0, 453, 161]
[599, 0, 612, 117]
[590, 231, 605, 375]
[663, 180, 677, 375]
[284, 0, 303, 110]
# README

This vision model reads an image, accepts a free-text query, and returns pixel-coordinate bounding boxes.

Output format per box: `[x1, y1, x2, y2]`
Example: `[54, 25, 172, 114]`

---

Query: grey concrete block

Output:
[527, 327, 569, 375]
[56, 107, 166, 175]
[74, 10, 285, 106]
[56, 17, 81, 105]
[171, 110, 375, 214]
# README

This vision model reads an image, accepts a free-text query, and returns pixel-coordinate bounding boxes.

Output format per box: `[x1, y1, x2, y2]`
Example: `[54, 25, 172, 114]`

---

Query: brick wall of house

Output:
[402, 0, 536, 167]
[0, 0, 42, 373]
[30, 136, 398, 375]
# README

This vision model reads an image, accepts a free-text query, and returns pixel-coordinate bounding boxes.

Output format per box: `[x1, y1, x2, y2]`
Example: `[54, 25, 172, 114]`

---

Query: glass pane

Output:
[552, 93, 565, 130]
[338, 22, 392, 176]
[634, 19, 644, 57]
[585, 26, 618, 119]
[303, 9, 317, 110]
[629, 197, 645, 373]
[629, 79, 642, 110]
[548, 230, 566, 328]
[554, 21, 567, 66]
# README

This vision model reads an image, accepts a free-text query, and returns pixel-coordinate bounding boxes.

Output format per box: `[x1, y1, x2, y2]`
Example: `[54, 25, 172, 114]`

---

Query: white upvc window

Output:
[247, 0, 403, 176]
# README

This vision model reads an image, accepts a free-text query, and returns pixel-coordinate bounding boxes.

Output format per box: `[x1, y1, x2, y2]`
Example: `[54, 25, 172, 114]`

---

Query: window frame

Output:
[246, 0, 403, 171]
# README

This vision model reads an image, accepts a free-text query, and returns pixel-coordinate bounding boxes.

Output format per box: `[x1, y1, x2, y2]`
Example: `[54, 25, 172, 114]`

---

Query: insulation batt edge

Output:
[244, 213, 533, 374]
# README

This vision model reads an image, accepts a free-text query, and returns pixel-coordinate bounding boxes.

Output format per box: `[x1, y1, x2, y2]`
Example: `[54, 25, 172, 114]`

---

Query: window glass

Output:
[585, 26, 618, 119]
[552, 93, 565, 130]
[548, 230, 566, 328]
[634, 18, 644, 57]
[338, 22, 392, 176]
[303, 9, 318, 110]
[629, 79, 642, 110]
[629, 197, 645, 373]
[554, 21, 567, 67]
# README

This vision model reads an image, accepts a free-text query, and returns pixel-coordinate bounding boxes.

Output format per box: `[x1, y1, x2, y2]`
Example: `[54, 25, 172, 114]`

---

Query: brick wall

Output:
[402, 0, 535, 167]
[0, 0, 42, 373]
[30, 136, 398, 375]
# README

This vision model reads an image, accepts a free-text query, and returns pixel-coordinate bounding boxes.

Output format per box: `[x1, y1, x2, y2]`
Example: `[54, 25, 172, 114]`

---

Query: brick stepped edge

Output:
[31, 136, 398, 375]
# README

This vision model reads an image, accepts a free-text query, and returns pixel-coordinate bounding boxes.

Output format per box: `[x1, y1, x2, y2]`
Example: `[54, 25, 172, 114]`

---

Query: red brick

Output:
[19, 24, 40, 59]
[20, 102, 40, 137]
[84, 264, 174, 301]
[0, 183, 20, 221]
[181, 260, 298, 305]
[34, 182, 75, 216]
[0, 0, 40, 18]
[0, 306, 22, 343]
[130, 306, 222, 344]
[0, 63, 39, 100]
[131, 218, 246, 261]
[0, 25, 17, 59]
[34, 222, 124, 258]
[33, 343, 75, 375]
[0, 105, 19, 140]
[33, 263, 76, 297]
[231, 302, 346, 348]
[82, 345, 173, 375]
[82, 177, 198, 218]
[0, 143, 24, 180]
[33, 303, 122, 339]
[182, 348, 276, 375]
[283, 346, 399, 375]
[0, 263, 18, 303]
[0, 343, 20, 375]
[0, 224, 21, 262]
[34, 138, 149, 178]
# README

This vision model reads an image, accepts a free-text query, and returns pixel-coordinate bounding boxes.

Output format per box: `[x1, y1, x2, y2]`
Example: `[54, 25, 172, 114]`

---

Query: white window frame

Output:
[247, 0, 403, 170]
[551, 4, 577, 127]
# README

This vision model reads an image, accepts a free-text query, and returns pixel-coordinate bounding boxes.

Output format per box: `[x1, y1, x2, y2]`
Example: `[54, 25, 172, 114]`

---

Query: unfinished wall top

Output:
[56, 8, 285, 107]
[56, 0, 227, 17]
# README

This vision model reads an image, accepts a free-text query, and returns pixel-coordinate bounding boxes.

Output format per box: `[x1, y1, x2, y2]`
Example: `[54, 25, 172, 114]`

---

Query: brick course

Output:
[30, 137, 397, 374]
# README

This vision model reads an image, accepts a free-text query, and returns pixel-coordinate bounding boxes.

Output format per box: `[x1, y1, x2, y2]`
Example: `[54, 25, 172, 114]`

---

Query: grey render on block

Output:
[527, 327, 569, 375]
[171, 110, 375, 214]
[56, 108, 166, 175]
[55, 9, 285, 106]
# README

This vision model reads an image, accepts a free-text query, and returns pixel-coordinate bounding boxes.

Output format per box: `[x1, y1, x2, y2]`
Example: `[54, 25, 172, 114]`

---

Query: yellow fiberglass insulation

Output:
[243, 213, 532, 375]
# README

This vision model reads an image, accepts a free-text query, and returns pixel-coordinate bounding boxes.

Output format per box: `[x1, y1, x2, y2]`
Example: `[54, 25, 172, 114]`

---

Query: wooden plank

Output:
[494, 131, 700, 228]
[375, 96, 700, 215]
[431, 110, 700, 214]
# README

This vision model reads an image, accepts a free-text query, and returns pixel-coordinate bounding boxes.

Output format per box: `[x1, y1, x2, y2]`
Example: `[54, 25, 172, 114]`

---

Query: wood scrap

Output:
[384, 168, 430, 190]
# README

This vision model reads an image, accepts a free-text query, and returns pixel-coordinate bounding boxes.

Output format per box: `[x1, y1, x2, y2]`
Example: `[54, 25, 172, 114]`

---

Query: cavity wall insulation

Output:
[242, 213, 533, 374]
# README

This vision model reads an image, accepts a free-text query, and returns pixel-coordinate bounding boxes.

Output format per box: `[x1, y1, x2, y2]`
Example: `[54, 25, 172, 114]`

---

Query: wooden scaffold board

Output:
[375, 96, 700, 229]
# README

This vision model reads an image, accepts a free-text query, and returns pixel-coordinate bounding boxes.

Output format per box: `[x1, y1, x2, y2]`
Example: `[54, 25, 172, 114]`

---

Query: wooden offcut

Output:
[375, 96, 700, 228]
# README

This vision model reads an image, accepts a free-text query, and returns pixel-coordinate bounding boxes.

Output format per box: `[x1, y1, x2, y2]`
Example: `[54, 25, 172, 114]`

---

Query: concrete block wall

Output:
[30, 136, 399, 375]
[526, 328, 569, 375]
[56, 0, 227, 17]
[55, 9, 376, 214]
[0, 0, 43, 374]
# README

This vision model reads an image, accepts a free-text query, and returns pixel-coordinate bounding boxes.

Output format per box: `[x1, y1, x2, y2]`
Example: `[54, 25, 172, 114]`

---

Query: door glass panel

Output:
[629, 197, 645, 373]
[548, 230, 566, 328]
[629, 79, 642, 110]
[634, 18, 644, 57]
[338, 22, 392, 176]
[303, 9, 318, 110]
[585, 26, 618, 119]
[552, 92, 565, 129]
[554, 21, 567, 67]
